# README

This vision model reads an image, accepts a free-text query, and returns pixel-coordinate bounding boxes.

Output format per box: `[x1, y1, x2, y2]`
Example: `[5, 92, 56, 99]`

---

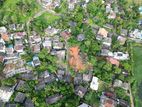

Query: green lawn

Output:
[132, 45, 142, 106]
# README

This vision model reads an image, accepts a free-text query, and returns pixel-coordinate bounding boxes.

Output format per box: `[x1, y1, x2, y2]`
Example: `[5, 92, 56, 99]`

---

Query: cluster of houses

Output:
[40, 0, 61, 9]
[40, 0, 90, 11]
[95, 27, 129, 63]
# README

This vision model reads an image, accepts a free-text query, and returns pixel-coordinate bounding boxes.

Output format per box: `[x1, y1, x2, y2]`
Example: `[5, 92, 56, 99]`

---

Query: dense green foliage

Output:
[0, 0, 40, 25]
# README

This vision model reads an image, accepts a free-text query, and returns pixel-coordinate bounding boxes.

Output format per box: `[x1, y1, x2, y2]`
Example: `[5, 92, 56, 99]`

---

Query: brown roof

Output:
[98, 28, 108, 37]
[0, 55, 4, 62]
[104, 99, 114, 107]
[106, 57, 119, 67]
[2, 34, 9, 41]
[60, 31, 71, 40]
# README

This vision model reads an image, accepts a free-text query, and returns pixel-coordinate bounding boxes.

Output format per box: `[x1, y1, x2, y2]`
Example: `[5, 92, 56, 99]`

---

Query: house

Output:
[56, 68, 65, 80]
[56, 50, 66, 60]
[40, 0, 52, 9]
[14, 44, 24, 53]
[78, 103, 91, 107]
[102, 37, 112, 46]
[53, 0, 60, 8]
[39, 70, 50, 79]
[0, 36, 5, 44]
[42, 37, 52, 51]
[106, 57, 120, 67]
[3, 58, 29, 78]
[68, 0, 78, 10]
[139, 6, 142, 14]
[108, 10, 116, 19]
[118, 99, 130, 107]
[60, 31, 71, 40]
[5, 45, 14, 55]
[15, 80, 25, 91]
[117, 36, 126, 45]
[100, 92, 116, 107]
[138, 20, 142, 26]
[0, 86, 14, 102]
[104, 23, 114, 29]
[29, 35, 41, 44]
[39, 71, 56, 84]
[113, 79, 129, 90]
[14, 38, 24, 53]
[112, 52, 129, 60]
[90, 76, 99, 91]
[0, 101, 4, 107]
[63, 72, 72, 83]
[97, 28, 108, 40]
[121, 29, 128, 36]
[83, 71, 92, 82]
[32, 56, 41, 67]
[8, 24, 24, 31]
[129, 29, 142, 39]
[14, 32, 26, 39]
[5, 52, 19, 60]
[35, 81, 46, 90]
[77, 34, 85, 41]
[46, 94, 62, 104]
[75, 86, 87, 98]
[14, 92, 26, 103]
[53, 39, 64, 50]
[20, 72, 37, 80]
[1, 33, 9, 41]
[32, 36, 42, 44]
[0, 53, 5, 62]
[0, 43, 5, 53]
[106, 4, 112, 13]
[5, 103, 17, 107]
[101, 49, 113, 56]
[24, 98, 34, 107]
[74, 73, 83, 85]
[44, 26, 59, 36]
[31, 44, 41, 53]
[69, 21, 77, 27]
[0, 26, 7, 33]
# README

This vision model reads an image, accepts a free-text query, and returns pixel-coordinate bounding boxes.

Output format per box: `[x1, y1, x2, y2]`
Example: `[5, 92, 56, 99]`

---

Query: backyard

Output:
[132, 45, 142, 107]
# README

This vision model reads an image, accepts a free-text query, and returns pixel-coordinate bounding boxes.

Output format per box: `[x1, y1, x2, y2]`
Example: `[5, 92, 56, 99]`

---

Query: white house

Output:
[0, 26, 7, 33]
[112, 52, 129, 60]
[0, 86, 14, 102]
[90, 76, 99, 91]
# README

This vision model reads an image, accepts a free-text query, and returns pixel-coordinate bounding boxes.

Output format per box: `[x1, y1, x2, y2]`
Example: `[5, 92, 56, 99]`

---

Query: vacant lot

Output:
[132, 46, 142, 106]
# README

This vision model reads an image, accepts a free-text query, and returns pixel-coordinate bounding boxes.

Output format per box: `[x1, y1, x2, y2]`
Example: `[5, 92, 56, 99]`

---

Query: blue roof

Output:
[27, 61, 33, 66]
[8, 44, 13, 48]
[33, 56, 39, 60]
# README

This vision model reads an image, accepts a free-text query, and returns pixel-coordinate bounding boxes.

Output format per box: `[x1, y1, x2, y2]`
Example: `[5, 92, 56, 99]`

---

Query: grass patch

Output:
[132, 45, 142, 106]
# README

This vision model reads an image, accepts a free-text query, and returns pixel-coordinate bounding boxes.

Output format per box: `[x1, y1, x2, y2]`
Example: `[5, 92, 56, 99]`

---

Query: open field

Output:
[132, 45, 142, 107]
